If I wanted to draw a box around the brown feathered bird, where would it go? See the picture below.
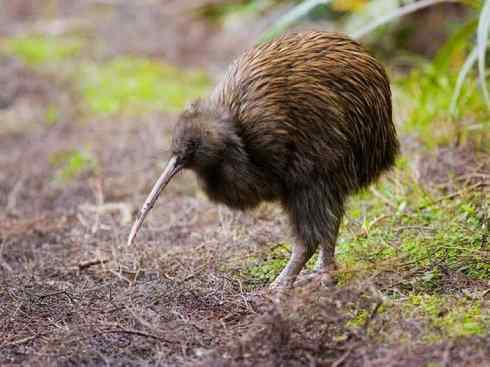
[128,31,399,288]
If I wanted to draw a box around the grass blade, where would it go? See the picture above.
[477,0,490,107]
[260,0,332,41]
[450,46,478,116]
[352,0,458,39]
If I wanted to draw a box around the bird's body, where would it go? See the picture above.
[129,31,399,288]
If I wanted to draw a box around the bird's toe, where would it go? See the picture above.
[269,275,295,290]
[294,269,337,288]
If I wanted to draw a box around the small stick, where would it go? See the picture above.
[363,300,382,334]
[78,259,109,271]
[418,182,483,210]
[332,347,353,367]
[96,329,175,344]
[7,176,26,213]
[1,333,42,348]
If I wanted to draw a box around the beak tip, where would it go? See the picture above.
[126,155,180,248]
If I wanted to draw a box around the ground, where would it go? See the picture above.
[0,2,489,366]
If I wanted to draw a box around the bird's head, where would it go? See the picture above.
[171,99,231,171]
[127,98,233,246]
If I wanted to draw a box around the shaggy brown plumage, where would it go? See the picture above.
[128,31,400,288]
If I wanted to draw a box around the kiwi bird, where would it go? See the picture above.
[127,31,399,288]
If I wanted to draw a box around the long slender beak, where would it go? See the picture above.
[127,155,182,246]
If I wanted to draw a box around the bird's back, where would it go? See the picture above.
[211,31,398,191]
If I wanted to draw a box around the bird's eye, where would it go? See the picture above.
[190,140,199,150]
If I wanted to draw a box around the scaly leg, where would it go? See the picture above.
[316,244,335,272]
[315,208,341,279]
[270,241,316,289]
[315,213,340,272]
[272,182,344,289]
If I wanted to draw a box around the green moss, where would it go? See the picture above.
[347,309,369,329]
[2,36,83,65]
[49,149,96,182]
[242,244,290,285]
[45,105,60,125]
[337,171,489,286]
[2,38,211,117]
[403,198,488,280]
[404,294,489,338]
[78,57,211,116]
[441,304,487,337]
[196,0,264,23]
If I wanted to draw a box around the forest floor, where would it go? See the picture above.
[0,1,489,366]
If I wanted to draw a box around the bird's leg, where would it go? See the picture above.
[275,183,344,289]
[315,214,340,272]
[270,241,316,289]
[315,209,341,282]
[315,243,336,272]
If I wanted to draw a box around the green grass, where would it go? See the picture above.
[49,149,97,183]
[403,294,490,339]
[44,105,60,125]
[2,35,84,65]
[340,176,489,340]
[2,36,212,118]
[339,173,489,285]
[393,18,490,150]
[242,243,291,285]
[395,65,489,148]
[78,57,211,116]
[196,0,267,23]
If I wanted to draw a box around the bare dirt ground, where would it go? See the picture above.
[1,1,489,366]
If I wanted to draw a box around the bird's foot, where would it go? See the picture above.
[269,267,337,291]
[293,269,337,288]
[269,275,295,290]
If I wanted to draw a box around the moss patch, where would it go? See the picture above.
[2,35,84,66]
[49,149,97,183]
[241,243,290,286]
[403,294,490,339]
[337,168,489,288]
[78,57,211,116]
[2,37,211,117]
